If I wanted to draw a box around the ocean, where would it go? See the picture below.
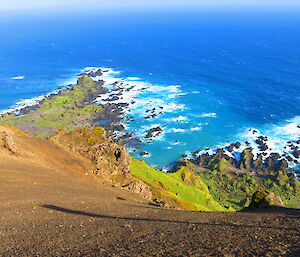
[0,8,299,170]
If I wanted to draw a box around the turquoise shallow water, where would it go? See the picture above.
[0,9,299,169]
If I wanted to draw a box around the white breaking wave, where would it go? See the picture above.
[190,126,203,131]
[168,128,186,133]
[199,112,217,118]
[11,75,25,80]
[127,77,141,81]
[195,117,300,172]
[169,115,189,123]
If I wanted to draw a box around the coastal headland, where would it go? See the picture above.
[0,68,299,211]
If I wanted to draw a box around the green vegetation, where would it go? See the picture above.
[189,160,300,210]
[1,74,299,212]
[0,76,107,137]
[130,158,227,211]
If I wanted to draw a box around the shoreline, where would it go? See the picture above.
[0,67,299,175]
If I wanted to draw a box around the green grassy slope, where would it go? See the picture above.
[0,76,107,137]
[188,159,300,210]
[130,158,228,211]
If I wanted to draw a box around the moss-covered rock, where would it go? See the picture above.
[248,189,284,209]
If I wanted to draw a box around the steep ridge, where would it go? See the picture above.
[49,126,225,211]
[0,125,223,211]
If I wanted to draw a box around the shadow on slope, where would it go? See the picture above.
[40,204,299,230]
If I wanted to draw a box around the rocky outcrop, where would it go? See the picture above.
[247,190,284,209]
[50,127,157,202]
[51,127,132,186]
[145,127,163,139]
[191,133,299,174]
[240,148,254,170]
[253,154,263,170]
[0,128,17,153]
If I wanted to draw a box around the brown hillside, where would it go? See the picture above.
[0,126,299,256]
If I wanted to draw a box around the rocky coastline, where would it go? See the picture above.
[0,68,299,177]
[182,128,300,178]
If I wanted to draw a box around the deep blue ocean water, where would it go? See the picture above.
[0,8,299,169]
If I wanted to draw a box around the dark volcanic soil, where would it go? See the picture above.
[0,127,299,256]
[1,164,300,257]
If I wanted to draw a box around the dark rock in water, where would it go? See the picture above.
[258,143,268,151]
[245,141,250,146]
[240,148,254,170]
[227,145,234,152]
[128,138,142,144]
[291,145,298,151]
[234,142,241,148]
[145,114,157,119]
[120,133,132,140]
[294,160,299,164]
[192,150,201,158]
[213,148,230,162]
[296,140,300,144]
[286,156,293,162]
[140,151,149,156]
[117,103,129,108]
[86,69,103,77]
[258,136,268,141]
[145,127,163,139]
[255,139,263,145]
[113,124,125,131]
[197,152,210,166]
[292,150,300,159]
[270,153,281,161]
[253,154,263,170]
[205,147,210,151]
[181,154,188,159]
[103,96,119,101]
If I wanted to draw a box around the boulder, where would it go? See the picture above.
[259,143,268,151]
[145,127,163,139]
[0,130,17,153]
[140,151,149,156]
[234,142,241,148]
[227,145,234,152]
[248,190,284,209]
[292,150,300,159]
